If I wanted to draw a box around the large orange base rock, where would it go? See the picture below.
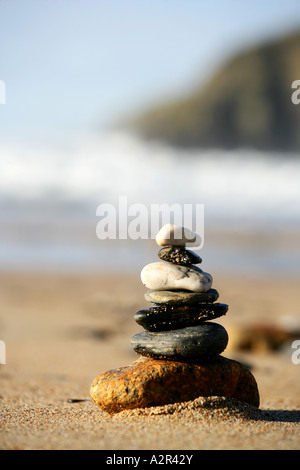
[90,356,259,414]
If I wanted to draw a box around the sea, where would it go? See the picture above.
[0,130,299,277]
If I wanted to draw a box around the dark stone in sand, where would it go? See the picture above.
[90,355,260,413]
[134,303,228,331]
[158,245,202,266]
[130,323,228,360]
[145,288,219,306]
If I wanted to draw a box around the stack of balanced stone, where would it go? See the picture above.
[90,225,259,414]
[131,224,229,361]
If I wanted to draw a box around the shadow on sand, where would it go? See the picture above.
[259,410,300,423]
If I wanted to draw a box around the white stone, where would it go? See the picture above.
[141,262,213,293]
[155,224,201,247]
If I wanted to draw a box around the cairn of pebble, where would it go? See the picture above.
[131,224,229,362]
[90,224,260,414]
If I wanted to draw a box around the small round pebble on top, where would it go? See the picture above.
[155,224,201,247]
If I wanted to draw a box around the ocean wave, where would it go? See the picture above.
[0,131,299,225]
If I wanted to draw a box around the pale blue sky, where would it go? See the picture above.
[0,0,300,141]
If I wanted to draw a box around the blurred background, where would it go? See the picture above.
[0,0,300,276]
[1,2,300,426]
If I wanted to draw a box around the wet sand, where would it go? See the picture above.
[0,270,300,450]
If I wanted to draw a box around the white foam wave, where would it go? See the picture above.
[0,131,299,224]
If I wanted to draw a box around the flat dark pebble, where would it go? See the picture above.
[131,323,229,361]
[158,245,202,266]
[134,303,228,331]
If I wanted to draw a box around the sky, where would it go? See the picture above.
[0,0,300,141]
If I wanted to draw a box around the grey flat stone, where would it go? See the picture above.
[145,288,219,306]
[131,323,228,360]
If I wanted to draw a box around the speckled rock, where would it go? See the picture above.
[134,303,228,331]
[145,288,219,306]
[156,224,201,247]
[90,356,260,413]
[130,323,228,360]
[141,262,212,292]
[158,246,202,266]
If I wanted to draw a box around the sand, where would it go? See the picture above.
[0,270,300,450]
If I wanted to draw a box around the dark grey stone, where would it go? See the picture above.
[134,303,228,331]
[158,245,202,266]
[131,323,229,360]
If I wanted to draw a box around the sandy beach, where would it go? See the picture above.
[2,0,300,454]
[0,269,299,450]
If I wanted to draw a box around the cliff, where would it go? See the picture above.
[126,31,300,152]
